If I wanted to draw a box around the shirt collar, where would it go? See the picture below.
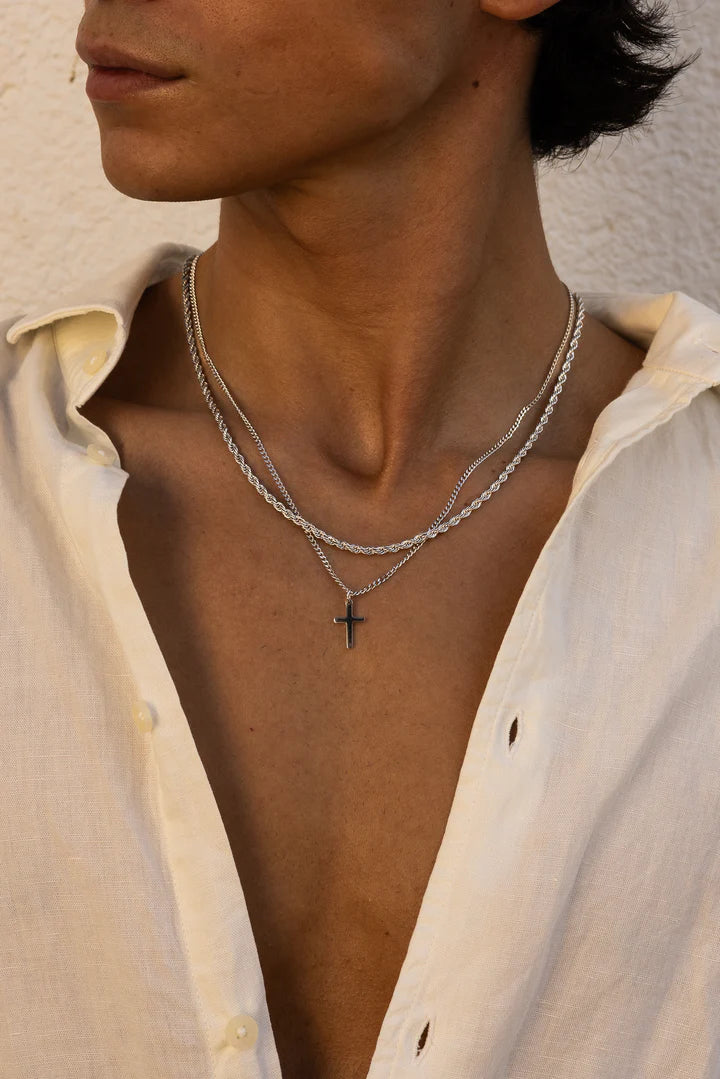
[5,241,202,410]
[6,240,720,410]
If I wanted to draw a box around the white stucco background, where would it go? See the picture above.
[2,0,718,321]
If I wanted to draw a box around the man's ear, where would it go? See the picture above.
[479,0,561,19]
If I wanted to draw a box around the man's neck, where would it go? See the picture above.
[104,25,643,506]
[194,151,567,490]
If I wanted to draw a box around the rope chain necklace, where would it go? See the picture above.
[180,253,586,647]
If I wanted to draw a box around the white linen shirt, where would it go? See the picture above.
[2,240,720,1079]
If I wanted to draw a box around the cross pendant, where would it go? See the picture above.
[333,596,365,649]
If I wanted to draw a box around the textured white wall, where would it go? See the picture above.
[2,1,718,320]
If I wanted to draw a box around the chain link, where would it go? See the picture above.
[183,255,577,598]
[180,254,585,585]
[185,254,575,545]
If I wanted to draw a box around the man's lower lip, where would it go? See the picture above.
[85,67,184,101]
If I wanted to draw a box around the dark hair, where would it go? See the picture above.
[521,0,701,163]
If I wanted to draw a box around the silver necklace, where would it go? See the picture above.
[181,255,583,557]
[181,254,585,645]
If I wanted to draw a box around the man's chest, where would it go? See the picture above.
[86,402,577,1078]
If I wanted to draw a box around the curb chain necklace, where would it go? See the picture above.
[180,253,586,647]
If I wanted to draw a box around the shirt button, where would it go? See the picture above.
[82,350,108,375]
[131,700,154,733]
[86,442,114,466]
[225,1013,259,1051]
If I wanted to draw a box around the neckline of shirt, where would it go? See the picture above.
[5,242,720,415]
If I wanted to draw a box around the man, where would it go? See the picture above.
[1,1,717,1077]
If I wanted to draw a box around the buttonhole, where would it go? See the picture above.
[416,1020,431,1056]
[508,715,519,750]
